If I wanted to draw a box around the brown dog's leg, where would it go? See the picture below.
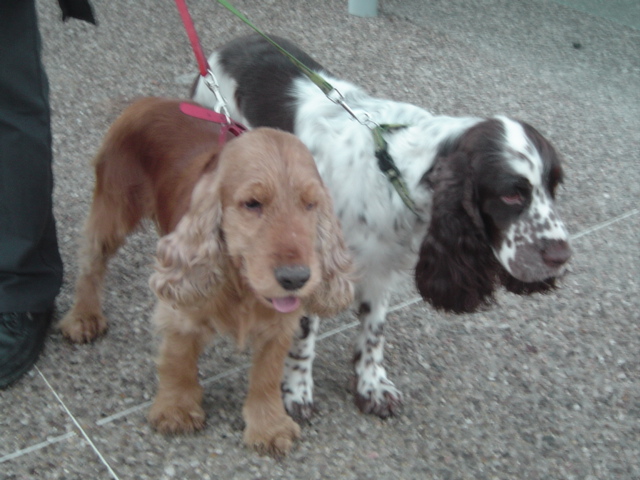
[243,323,301,456]
[148,318,207,434]
[59,194,133,343]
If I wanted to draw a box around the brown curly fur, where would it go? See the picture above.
[59,97,353,456]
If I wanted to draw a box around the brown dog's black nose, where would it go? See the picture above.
[542,239,572,268]
[275,265,311,291]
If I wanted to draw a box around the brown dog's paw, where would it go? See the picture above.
[243,415,301,457]
[148,398,205,434]
[58,310,108,343]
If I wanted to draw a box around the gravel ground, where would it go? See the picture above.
[1,0,638,478]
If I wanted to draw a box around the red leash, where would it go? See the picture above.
[174,0,209,76]
[174,0,247,143]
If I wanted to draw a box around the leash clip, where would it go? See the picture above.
[326,88,379,130]
[202,68,232,124]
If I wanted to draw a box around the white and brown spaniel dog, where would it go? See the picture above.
[192,34,572,419]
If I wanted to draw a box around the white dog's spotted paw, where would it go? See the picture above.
[284,396,315,422]
[282,375,315,421]
[354,374,403,418]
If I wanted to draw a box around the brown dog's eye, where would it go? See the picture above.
[244,199,263,213]
[306,202,317,211]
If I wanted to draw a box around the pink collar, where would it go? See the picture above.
[180,102,247,145]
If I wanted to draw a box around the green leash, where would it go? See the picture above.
[215,0,420,216]
[372,125,419,216]
[215,0,333,95]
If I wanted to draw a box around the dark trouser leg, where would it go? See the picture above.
[0,0,63,313]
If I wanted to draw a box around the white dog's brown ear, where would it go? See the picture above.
[307,187,354,317]
[150,172,224,306]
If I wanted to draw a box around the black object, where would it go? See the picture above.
[57,0,96,25]
[0,311,53,388]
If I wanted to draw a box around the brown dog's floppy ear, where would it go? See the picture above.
[150,171,225,307]
[306,186,354,317]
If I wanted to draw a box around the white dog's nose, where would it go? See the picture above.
[542,239,572,268]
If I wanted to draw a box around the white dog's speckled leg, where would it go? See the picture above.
[282,315,319,421]
[353,295,402,418]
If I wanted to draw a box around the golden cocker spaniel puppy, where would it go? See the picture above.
[59,97,353,456]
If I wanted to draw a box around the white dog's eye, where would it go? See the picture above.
[501,193,523,206]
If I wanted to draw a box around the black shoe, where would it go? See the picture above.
[0,310,53,389]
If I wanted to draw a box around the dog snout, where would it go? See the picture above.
[541,239,572,268]
[275,265,311,291]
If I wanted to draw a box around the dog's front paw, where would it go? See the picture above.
[148,397,205,434]
[58,309,108,343]
[354,372,403,419]
[282,376,315,422]
[285,397,315,423]
[243,415,301,457]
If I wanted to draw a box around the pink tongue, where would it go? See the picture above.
[271,296,301,313]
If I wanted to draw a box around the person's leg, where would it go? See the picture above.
[0,0,63,388]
